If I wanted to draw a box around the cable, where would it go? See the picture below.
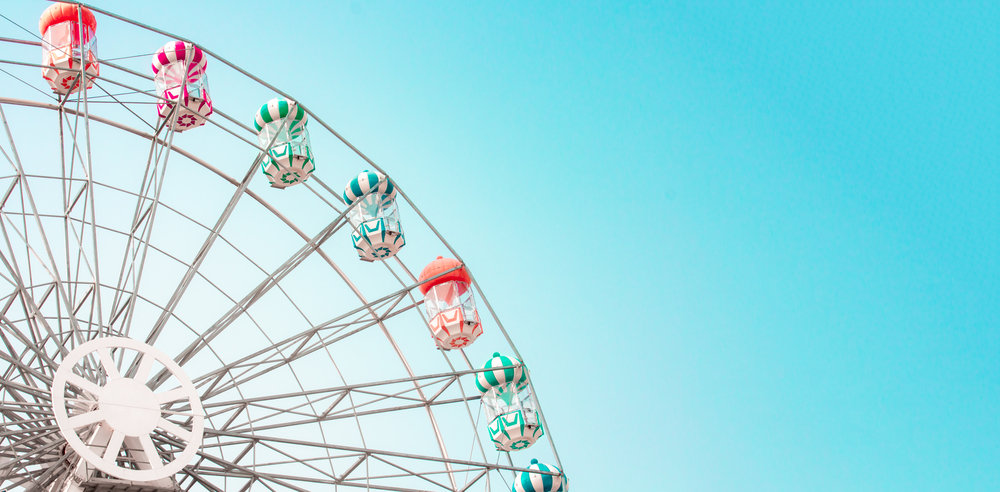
[0,67,57,101]
[0,13,44,43]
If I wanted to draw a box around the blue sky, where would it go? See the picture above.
[3,1,999,489]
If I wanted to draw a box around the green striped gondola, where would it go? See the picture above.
[253,98,314,188]
[343,170,396,206]
[253,98,308,138]
[476,352,527,393]
[343,170,404,260]
[513,459,566,492]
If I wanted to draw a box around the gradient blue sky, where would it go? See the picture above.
[3,1,999,490]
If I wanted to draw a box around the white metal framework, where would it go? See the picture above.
[0,3,564,491]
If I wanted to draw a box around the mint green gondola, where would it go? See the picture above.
[476,352,527,393]
[512,459,567,492]
[253,98,314,189]
[478,352,543,452]
[343,170,405,261]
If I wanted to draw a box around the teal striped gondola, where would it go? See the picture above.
[254,97,308,139]
[343,170,396,206]
[343,170,404,261]
[476,352,527,393]
[253,98,314,188]
[513,459,567,492]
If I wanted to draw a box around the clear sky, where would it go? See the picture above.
[3,1,999,490]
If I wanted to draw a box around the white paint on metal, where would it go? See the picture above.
[51,337,204,482]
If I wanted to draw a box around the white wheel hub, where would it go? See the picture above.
[51,337,204,482]
[100,378,161,436]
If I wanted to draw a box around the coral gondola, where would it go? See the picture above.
[39,3,99,94]
[418,256,483,349]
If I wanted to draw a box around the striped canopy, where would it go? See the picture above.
[513,460,566,492]
[253,98,308,138]
[476,352,527,394]
[343,170,396,206]
[151,41,206,80]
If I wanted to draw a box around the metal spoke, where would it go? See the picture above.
[102,429,125,461]
[0,103,89,349]
[95,347,120,379]
[139,434,161,468]
[159,418,192,441]
[65,373,102,397]
[67,409,104,428]
[157,386,188,405]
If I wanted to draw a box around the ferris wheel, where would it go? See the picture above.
[0,3,567,491]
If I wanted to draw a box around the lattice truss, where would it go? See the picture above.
[0,3,564,491]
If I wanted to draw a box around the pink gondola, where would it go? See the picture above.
[152,41,213,131]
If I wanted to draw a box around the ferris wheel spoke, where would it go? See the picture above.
[196,358,468,410]
[95,347,121,380]
[0,467,62,492]
[0,398,52,420]
[368,453,454,491]
[112,116,180,339]
[56,107,102,324]
[133,352,155,382]
[0,234,71,359]
[199,374,476,436]
[0,434,66,478]
[0,334,54,386]
[156,386,189,405]
[177,468,227,492]
[86,77,158,132]
[189,289,418,400]
[1,451,64,486]
[142,137,272,350]
[252,441,339,482]
[0,413,54,432]
[77,65,106,335]
[66,409,105,429]
[64,373,102,397]
[101,428,125,461]
[0,213,88,348]
[0,264,17,289]
[0,377,51,401]
[157,417,192,441]
[0,425,61,454]
[0,104,97,347]
[148,216,352,391]
[0,293,49,352]
[137,434,162,469]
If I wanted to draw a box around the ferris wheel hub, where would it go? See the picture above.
[51,337,205,482]
[100,377,161,437]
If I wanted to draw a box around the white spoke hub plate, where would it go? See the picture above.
[51,337,204,482]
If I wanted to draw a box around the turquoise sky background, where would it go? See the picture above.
[3,1,999,489]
